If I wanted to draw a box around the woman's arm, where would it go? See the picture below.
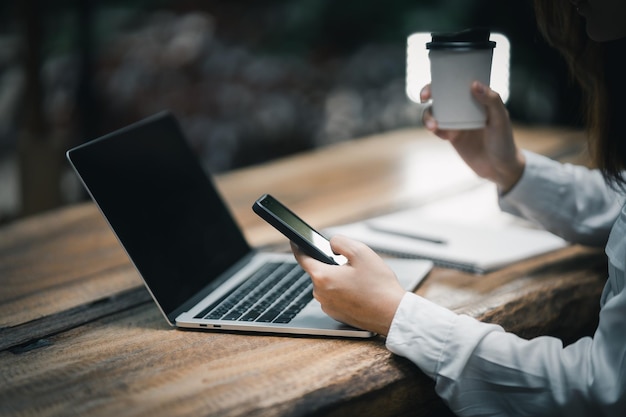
[422,82,624,245]
[387,287,626,416]
[500,151,625,246]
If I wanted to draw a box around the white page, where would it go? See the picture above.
[326,183,567,273]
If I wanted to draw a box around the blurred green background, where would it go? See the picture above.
[0,0,582,223]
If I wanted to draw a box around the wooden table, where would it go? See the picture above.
[0,126,607,417]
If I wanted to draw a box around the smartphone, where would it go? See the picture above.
[253,194,347,265]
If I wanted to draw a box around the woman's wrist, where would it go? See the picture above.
[495,151,526,194]
[377,290,409,337]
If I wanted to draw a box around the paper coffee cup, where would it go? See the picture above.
[426,28,496,130]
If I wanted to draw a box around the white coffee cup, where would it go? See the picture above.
[426,28,496,130]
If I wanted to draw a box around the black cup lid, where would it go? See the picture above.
[426,28,496,50]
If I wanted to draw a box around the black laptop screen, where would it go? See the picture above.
[67,112,252,321]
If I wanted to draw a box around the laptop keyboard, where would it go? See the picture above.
[194,262,313,324]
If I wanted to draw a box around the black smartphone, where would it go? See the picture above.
[253,194,347,265]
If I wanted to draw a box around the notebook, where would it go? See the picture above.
[326,183,568,274]
[66,111,433,338]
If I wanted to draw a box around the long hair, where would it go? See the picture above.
[533,0,626,187]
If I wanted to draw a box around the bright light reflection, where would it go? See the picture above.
[395,136,482,206]
[406,32,510,103]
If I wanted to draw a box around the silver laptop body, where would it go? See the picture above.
[66,111,432,338]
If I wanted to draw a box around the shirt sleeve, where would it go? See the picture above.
[386,290,626,416]
[499,151,624,247]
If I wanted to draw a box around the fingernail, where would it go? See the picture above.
[475,82,485,95]
[425,119,436,129]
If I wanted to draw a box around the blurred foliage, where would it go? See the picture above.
[5,3,582,158]
[0,0,585,221]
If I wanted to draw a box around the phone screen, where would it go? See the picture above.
[255,195,347,265]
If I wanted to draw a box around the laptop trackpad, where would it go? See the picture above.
[291,258,432,328]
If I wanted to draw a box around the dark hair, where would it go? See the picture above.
[533,0,626,187]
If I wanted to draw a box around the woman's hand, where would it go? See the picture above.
[422,81,526,193]
[291,235,406,336]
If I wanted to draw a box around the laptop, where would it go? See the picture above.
[66,111,433,338]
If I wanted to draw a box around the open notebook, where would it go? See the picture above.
[326,183,568,274]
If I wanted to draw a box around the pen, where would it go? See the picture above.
[366,223,447,245]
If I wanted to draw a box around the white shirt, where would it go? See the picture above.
[386,151,626,416]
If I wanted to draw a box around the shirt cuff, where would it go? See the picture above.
[385,292,458,378]
[499,151,563,217]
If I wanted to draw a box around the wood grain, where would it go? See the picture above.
[216,126,588,247]
[0,125,603,417]
[0,245,605,417]
[0,203,141,329]
[0,126,587,332]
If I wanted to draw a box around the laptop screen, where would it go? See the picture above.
[67,112,252,321]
